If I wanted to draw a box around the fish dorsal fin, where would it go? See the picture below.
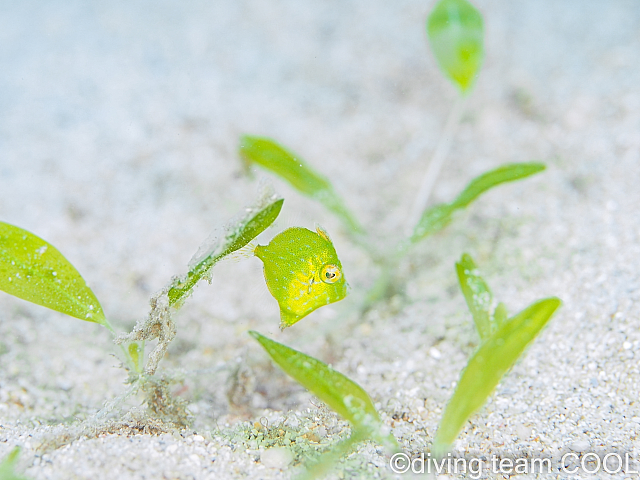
[315,224,331,243]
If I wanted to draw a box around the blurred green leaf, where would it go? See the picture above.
[239,135,363,234]
[493,302,508,329]
[0,222,106,325]
[456,253,494,340]
[168,195,284,307]
[433,297,561,455]
[128,342,143,373]
[411,162,545,243]
[240,136,328,196]
[453,163,546,208]
[0,447,30,480]
[427,0,484,94]
[410,203,456,241]
[249,331,383,437]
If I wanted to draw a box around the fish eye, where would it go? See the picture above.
[321,264,341,284]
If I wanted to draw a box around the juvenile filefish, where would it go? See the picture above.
[254,226,348,329]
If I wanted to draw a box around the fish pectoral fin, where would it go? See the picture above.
[229,241,258,262]
[306,276,315,294]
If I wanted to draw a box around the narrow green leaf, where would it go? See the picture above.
[452,163,546,209]
[455,254,494,340]
[239,135,363,234]
[433,297,561,454]
[240,136,329,196]
[410,203,456,241]
[411,162,545,243]
[0,447,30,480]
[249,331,382,436]
[0,222,106,325]
[128,342,143,373]
[296,432,366,480]
[222,199,285,258]
[427,0,484,94]
[168,194,284,307]
[493,302,508,329]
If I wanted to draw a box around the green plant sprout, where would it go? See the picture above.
[168,197,284,308]
[123,189,286,376]
[408,0,484,228]
[0,220,134,372]
[239,136,364,236]
[0,222,108,325]
[433,254,561,456]
[408,163,545,244]
[427,0,483,95]
[249,331,396,478]
[0,448,29,480]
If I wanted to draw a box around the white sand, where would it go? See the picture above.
[1,0,639,478]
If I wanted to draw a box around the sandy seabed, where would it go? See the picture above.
[1,1,640,478]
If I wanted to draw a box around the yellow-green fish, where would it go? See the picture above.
[254,226,348,329]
